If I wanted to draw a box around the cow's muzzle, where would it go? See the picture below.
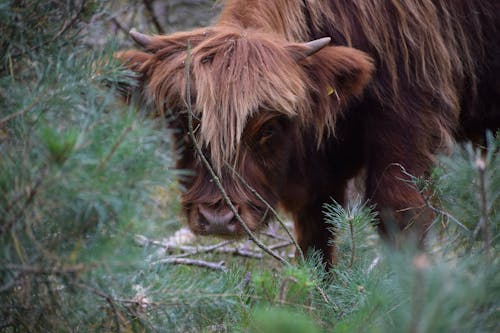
[197,203,240,235]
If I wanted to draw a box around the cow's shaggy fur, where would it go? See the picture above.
[119,0,500,264]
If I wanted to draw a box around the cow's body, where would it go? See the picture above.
[120,0,500,264]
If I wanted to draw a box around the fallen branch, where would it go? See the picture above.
[261,230,290,242]
[268,241,294,251]
[135,235,264,259]
[202,247,263,259]
[154,258,227,271]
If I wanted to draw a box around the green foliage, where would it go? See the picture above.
[247,307,321,333]
[329,135,500,333]
[324,198,379,267]
[0,1,97,67]
[430,131,499,253]
[334,248,499,333]
[0,1,176,331]
[40,125,78,165]
[318,199,379,324]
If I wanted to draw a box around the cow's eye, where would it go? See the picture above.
[201,54,214,64]
[258,123,278,145]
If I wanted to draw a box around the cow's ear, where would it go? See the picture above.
[114,50,153,104]
[116,50,152,72]
[113,30,169,104]
[295,45,374,102]
[286,42,373,137]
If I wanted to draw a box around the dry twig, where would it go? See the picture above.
[475,157,491,258]
[111,17,130,35]
[391,163,469,232]
[135,234,281,259]
[184,42,289,265]
[348,216,356,268]
[154,258,227,271]
[261,230,290,242]
[96,122,134,171]
[278,276,298,304]
[224,162,305,262]
[268,241,293,251]
[142,0,165,34]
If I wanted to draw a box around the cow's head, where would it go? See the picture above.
[118,26,373,237]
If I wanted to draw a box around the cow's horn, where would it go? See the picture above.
[129,29,153,48]
[299,37,331,59]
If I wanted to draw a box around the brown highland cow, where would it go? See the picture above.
[119,0,500,264]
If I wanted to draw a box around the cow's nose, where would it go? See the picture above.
[198,204,238,235]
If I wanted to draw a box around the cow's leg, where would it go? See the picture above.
[365,118,436,246]
[293,203,336,266]
[292,182,347,267]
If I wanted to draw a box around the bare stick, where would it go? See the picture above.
[76,282,141,333]
[106,294,123,333]
[96,122,134,171]
[111,17,130,35]
[51,1,87,42]
[167,245,263,259]
[184,42,289,265]
[154,258,227,271]
[348,216,356,268]
[391,163,469,232]
[315,284,331,305]
[278,276,298,304]
[261,231,289,242]
[143,0,165,34]
[422,196,469,232]
[476,158,491,258]
[214,247,263,259]
[135,235,263,259]
[78,281,160,309]
[224,162,305,262]
[268,241,293,251]
[135,235,232,251]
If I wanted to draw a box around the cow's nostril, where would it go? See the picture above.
[199,214,209,227]
[198,204,237,234]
